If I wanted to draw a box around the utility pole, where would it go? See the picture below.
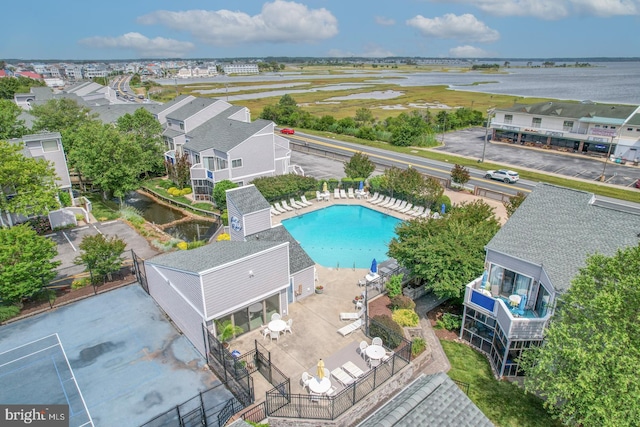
[481,108,495,163]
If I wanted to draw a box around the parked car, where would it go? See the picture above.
[280,128,295,135]
[484,169,520,183]
[635,179,640,189]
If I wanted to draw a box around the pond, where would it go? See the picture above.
[121,192,220,242]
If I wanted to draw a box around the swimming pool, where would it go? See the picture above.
[281,205,400,268]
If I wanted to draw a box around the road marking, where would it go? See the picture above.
[62,231,77,251]
[92,224,103,235]
[101,220,118,225]
[75,226,89,231]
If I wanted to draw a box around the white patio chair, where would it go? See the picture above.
[309,390,321,402]
[284,318,293,334]
[270,330,279,342]
[359,341,369,360]
[369,358,381,369]
[324,367,331,379]
[271,313,281,321]
[261,326,271,340]
[301,372,311,390]
[316,191,323,202]
[372,337,383,347]
[382,350,394,362]
[326,386,338,397]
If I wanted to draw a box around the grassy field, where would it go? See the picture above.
[441,340,562,427]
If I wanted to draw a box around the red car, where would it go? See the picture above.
[280,128,295,135]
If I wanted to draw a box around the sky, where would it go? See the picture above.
[3,0,640,60]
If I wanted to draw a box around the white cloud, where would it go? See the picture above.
[406,13,499,43]
[79,32,194,58]
[449,45,492,58]
[375,16,396,26]
[138,1,338,46]
[429,0,639,19]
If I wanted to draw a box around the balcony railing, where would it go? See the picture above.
[464,278,548,340]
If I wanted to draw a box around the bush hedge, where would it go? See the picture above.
[369,315,404,349]
[252,174,318,202]
[390,295,416,311]
[392,309,420,327]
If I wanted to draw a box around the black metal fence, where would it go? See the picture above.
[206,329,255,406]
[453,379,470,395]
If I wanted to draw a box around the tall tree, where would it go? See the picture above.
[30,98,98,144]
[343,152,375,179]
[0,224,60,303]
[75,234,126,284]
[450,164,471,187]
[388,200,500,300]
[0,99,27,139]
[213,180,239,210]
[0,140,59,226]
[520,245,640,427]
[116,108,164,177]
[504,192,527,218]
[71,121,144,204]
[354,107,374,125]
[166,152,191,189]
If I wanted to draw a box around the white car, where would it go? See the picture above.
[484,169,520,183]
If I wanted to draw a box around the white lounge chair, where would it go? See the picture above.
[342,361,365,378]
[399,203,413,214]
[347,188,355,198]
[334,188,341,199]
[420,209,432,218]
[340,308,364,321]
[281,200,294,211]
[381,198,397,208]
[301,195,313,206]
[274,202,288,214]
[331,368,355,386]
[392,200,407,211]
[270,206,281,216]
[340,189,347,198]
[337,319,363,336]
[410,206,425,217]
[290,198,305,209]
[371,195,388,206]
[367,192,380,203]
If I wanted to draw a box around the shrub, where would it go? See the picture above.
[0,305,21,322]
[435,313,462,331]
[411,337,427,357]
[369,315,404,349]
[221,210,228,226]
[434,195,452,214]
[75,213,85,222]
[390,295,416,311]
[58,191,72,207]
[386,273,403,298]
[181,187,192,195]
[216,233,230,241]
[157,179,174,189]
[71,277,91,289]
[187,240,206,250]
[176,241,188,250]
[392,309,420,327]
[119,206,145,225]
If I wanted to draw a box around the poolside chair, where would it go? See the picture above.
[271,313,281,321]
[337,318,363,336]
[399,203,413,214]
[393,200,407,211]
[432,211,442,219]
[326,386,338,397]
[301,195,313,206]
[301,372,311,390]
[284,318,293,334]
[331,368,355,386]
[281,200,294,211]
[359,341,369,360]
[340,189,347,198]
[382,350,394,362]
[372,337,383,346]
[274,202,288,214]
[261,326,271,340]
[411,206,424,217]
[380,197,396,208]
[290,198,305,209]
[367,192,380,203]
[334,188,341,199]
[420,209,432,219]
[342,361,365,378]
[369,358,381,369]
[316,191,323,202]
[340,308,364,321]
[270,206,281,216]
[270,330,279,342]
[347,188,355,198]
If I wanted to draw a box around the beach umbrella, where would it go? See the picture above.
[358,181,364,191]
[322,182,328,193]
[370,258,377,274]
[518,294,527,315]
[317,359,325,379]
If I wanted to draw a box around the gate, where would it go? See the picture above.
[131,249,149,294]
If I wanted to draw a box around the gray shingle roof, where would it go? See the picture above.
[226,185,270,215]
[501,101,636,121]
[357,373,494,427]
[166,97,219,121]
[246,225,315,274]
[146,240,284,274]
[486,183,640,292]
[163,127,183,138]
[184,108,272,153]
[90,104,160,124]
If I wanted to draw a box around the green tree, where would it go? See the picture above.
[30,98,99,145]
[116,108,164,177]
[0,99,27,139]
[0,140,59,226]
[503,192,527,218]
[0,224,60,303]
[0,76,46,100]
[75,234,126,284]
[343,152,375,179]
[213,180,239,210]
[450,164,471,187]
[388,200,500,300]
[520,245,640,427]
[354,107,374,125]
[166,152,191,189]
[70,121,144,204]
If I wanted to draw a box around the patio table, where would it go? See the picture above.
[268,319,287,333]
[308,376,332,394]
[509,295,521,307]
[365,345,385,360]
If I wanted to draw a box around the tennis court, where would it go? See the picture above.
[0,334,93,427]
[0,285,229,426]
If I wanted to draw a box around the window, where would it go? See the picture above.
[194,154,200,164]
[179,122,184,130]
[628,128,633,131]
[203,157,215,171]
[603,125,609,129]
[563,120,573,131]
[215,157,228,170]
[488,264,532,298]
[41,139,59,152]
[232,159,242,168]
[531,117,542,128]
[504,114,513,124]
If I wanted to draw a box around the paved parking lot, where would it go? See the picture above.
[48,220,159,281]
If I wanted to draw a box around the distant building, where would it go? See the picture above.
[223,64,259,75]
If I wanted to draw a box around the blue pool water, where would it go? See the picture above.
[281,205,400,268]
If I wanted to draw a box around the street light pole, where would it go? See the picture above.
[481,108,495,163]
[600,136,615,181]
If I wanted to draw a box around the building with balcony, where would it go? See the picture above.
[490,101,640,162]
[159,96,291,202]
[223,64,259,75]
[460,183,640,378]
